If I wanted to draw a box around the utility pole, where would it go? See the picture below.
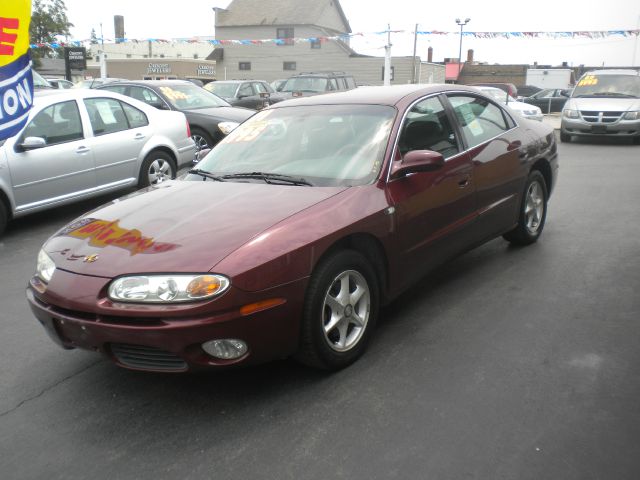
[411,24,418,84]
[384,24,392,86]
[99,22,107,79]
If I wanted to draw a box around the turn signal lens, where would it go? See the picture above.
[187,275,227,298]
[240,298,286,316]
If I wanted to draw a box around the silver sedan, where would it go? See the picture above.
[0,89,196,235]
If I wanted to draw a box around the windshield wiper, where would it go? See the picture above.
[221,172,313,186]
[188,168,226,182]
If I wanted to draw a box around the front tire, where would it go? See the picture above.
[138,151,176,188]
[191,128,215,152]
[503,170,548,246]
[560,130,571,143]
[295,250,379,370]
[0,200,7,237]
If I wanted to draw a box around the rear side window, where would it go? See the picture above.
[121,102,148,128]
[84,98,130,136]
[448,95,510,148]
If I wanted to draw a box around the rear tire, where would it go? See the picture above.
[138,151,176,188]
[0,200,7,237]
[295,250,379,370]
[503,170,548,246]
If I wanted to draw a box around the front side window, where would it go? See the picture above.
[254,82,270,94]
[21,101,83,146]
[238,83,253,97]
[398,96,459,159]
[191,105,396,187]
[84,98,130,136]
[448,95,510,148]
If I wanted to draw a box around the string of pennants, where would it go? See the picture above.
[31,29,640,50]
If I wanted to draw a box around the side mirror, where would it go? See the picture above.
[19,137,47,151]
[150,101,169,110]
[391,150,445,179]
[259,92,270,99]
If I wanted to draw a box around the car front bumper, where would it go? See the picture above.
[561,117,640,138]
[27,270,307,372]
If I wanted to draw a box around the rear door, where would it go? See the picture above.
[83,97,151,188]
[6,100,96,213]
[445,93,523,240]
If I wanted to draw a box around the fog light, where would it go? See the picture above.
[202,339,248,360]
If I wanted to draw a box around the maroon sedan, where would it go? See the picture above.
[27,85,558,372]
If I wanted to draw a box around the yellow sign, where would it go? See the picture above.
[0,0,33,140]
[578,76,598,87]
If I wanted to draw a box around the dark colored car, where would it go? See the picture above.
[28,85,558,373]
[523,88,571,113]
[516,85,543,98]
[279,71,357,98]
[204,80,286,110]
[98,80,254,151]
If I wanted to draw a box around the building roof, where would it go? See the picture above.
[215,0,351,33]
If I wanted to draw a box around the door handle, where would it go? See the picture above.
[134,133,146,140]
[458,176,470,188]
[76,146,90,154]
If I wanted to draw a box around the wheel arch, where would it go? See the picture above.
[530,158,552,193]
[0,188,11,220]
[313,233,390,304]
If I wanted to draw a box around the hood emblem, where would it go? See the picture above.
[83,254,99,263]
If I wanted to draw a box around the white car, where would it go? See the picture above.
[0,89,196,235]
[475,86,544,122]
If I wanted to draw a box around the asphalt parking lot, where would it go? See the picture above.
[1,136,639,479]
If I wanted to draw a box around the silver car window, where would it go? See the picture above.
[84,98,130,136]
[21,101,83,146]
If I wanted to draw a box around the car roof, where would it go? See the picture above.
[213,80,267,84]
[585,69,640,76]
[269,84,484,108]
[32,88,152,108]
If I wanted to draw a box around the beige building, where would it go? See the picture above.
[85,58,217,82]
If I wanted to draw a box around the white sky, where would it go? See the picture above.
[62,0,640,67]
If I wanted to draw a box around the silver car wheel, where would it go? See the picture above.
[147,158,173,185]
[524,180,544,235]
[322,269,370,352]
[192,134,210,151]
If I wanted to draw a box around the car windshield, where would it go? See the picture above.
[281,77,328,93]
[572,74,640,98]
[158,83,231,109]
[205,83,239,98]
[190,104,396,187]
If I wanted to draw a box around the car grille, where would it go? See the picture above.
[110,343,188,372]
[580,111,623,123]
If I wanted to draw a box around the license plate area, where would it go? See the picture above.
[591,125,607,134]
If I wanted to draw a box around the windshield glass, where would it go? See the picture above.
[205,83,239,98]
[158,84,230,109]
[281,77,328,93]
[572,74,640,98]
[32,70,52,89]
[191,104,396,187]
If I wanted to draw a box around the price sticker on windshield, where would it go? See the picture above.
[578,76,598,87]
[159,86,188,101]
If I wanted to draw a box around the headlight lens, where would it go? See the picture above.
[108,274,230,303]
[36,249,56,283]
[218,121,239,135]
[563,109,579,119]
[622,111,640,120]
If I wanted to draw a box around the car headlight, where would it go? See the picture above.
[218,122,239,135]
[108,274,230,303]
[36,249,56,283]
[563,109,579,119]
[622,111,640,120]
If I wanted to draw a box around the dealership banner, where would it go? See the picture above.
[0,0,33,141]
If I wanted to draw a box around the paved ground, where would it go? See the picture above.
[1,138,639,479]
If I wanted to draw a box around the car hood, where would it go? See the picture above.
[184,106,254,122]
[566,97,640,111]
[44,181,346,278]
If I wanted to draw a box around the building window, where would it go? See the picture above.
[193,53,199,59]
[283,61,296,71]
[310,39,321,49]
[239,62,251,71]
[126,54,132,58]
[277,27,294,46]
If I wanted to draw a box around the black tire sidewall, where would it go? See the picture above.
[299,250,379,370]
[0,200,7,237]
[139,151,176,188]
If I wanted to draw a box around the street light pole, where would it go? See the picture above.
[455,18,470,81]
